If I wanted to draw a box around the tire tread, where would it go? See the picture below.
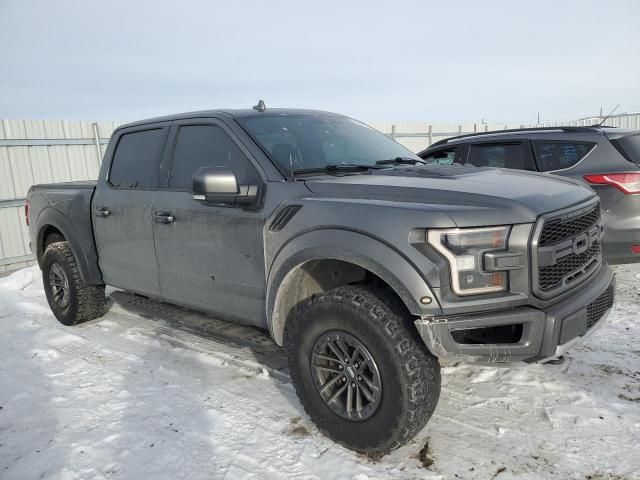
[43,241,105,325]
[286,285,440,454]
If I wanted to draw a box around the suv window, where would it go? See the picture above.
[109,128,165,189]
[532,140,595,171]
[421,147,461,165]
[467,143,534,170]
[610,133,640,165]
[168,125,252,191]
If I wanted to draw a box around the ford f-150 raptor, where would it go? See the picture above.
[26,105,616,454]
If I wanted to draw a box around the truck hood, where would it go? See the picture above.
[303,165,596,226]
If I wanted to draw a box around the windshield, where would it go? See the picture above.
[236,114,420,175]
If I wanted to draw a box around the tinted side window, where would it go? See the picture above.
[533,141,595,171]
[109,129,165,189]
[169,125,251,191]
[421,147,460,165]
[610,133,640,165]
[467,143,534,170]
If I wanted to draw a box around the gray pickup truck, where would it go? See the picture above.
[27,106,616,454]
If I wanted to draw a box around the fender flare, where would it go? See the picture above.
[35,207,103,285]
[266,228,441,345]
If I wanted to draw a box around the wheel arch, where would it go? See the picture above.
[266,229,441,346]
[35,208,103,285]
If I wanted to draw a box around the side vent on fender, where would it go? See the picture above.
[269,205,302,232]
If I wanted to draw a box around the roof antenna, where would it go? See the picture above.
[598,104,620,127]
[253,99,266,112]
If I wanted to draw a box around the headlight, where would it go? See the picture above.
[427,226,510,296]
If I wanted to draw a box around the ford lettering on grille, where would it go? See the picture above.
[533,203,603,299]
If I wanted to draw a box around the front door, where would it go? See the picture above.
[152,120,266,325]
[92,126,168,297]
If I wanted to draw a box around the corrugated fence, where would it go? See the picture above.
[1,113,638,271]
[0,120,119,271]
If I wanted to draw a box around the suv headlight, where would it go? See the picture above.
[427,226,510,296]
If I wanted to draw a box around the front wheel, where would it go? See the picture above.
[42,241,106,326]
[286,286,441,454]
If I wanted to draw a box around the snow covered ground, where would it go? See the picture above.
[1,265,639,480]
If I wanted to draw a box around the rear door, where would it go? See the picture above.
[93,125,169,296]
[152,119,266,325]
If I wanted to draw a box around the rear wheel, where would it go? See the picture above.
[42,241,106,326]
[286,285,441,454]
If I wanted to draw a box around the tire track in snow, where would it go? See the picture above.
[40,292,410,479]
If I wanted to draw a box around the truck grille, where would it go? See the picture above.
[538,242,600,292]
[533,202,602,299]
[586,285,614,329]
[539,204,600,246]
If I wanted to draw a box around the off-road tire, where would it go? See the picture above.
[286,285,441,454]
[42,241,106,326]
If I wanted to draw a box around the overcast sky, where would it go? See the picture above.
[1,0,638,123]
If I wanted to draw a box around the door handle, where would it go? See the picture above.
[95,206,111,217]
[154,212,175,224]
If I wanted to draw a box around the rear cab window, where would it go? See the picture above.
[467,142,535,170]
[609,133,640,165]
[109,128,166,189]
[532,140,596,172]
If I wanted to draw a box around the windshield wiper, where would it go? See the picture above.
[375,156,427,166]
[293,164,383,175]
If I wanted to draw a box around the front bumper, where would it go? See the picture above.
[414,264,615,364]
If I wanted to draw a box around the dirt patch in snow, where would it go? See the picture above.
[286,417,310,437]
[415,439,434,468]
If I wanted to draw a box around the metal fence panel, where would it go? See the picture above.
[522,112,640,130]
[0,113,638,271]
[0,119,118,272]
[0,206,29,265]
[0,147,16,200]
[369,120,514,152]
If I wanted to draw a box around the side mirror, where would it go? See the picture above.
[192,166,259,207]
